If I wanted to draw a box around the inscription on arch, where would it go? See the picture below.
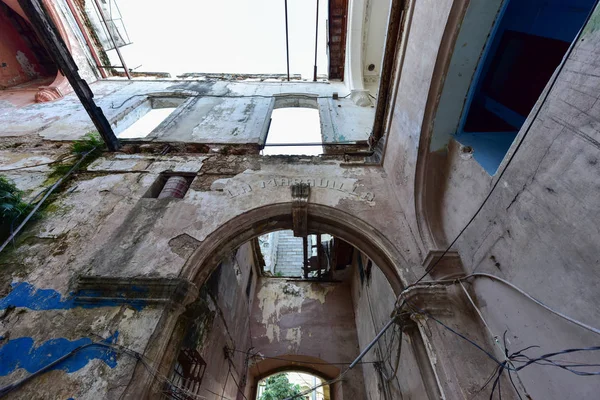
[225,177,374,201]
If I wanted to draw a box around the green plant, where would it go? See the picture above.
[260,373,303,400]
[71,132,104,156]
[0,176,32,240]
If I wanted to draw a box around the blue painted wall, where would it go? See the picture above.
[0,332,119,376]
[476,0,595,98]
[0,282,147,311]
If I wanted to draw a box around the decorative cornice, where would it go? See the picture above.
[35,86,63,103]
[422,250,465,280]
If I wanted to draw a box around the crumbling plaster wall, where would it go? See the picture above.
[180,241,257,400]
[383,1,600,398]
[0,150,170,399]
[0,5,45,88]
[0,147,418,398]
[250,276,367,399]
[52,0,101,83]
[432,12,600,399]
[86,153,421,281]
[0,79,374,144]
[381,0,454,257]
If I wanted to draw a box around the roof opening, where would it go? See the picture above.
[262,108,322,156]
[112,96,185,139]
[117,108,176,139]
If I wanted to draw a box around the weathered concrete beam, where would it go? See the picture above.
[371,0,406,145]
[18,0,120,151]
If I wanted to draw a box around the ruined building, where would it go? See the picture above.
[1,0,600,399]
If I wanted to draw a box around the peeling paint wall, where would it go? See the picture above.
[177,242,257,400]
[250,276,367,398]
[0,138,408,398]
[0,5,44,88]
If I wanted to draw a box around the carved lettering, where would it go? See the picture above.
[317,178,328,188]
[227,177,375,202]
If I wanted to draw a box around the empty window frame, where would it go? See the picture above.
[112,96,187,139]
[262,96,323,156]
[455,0,596,174]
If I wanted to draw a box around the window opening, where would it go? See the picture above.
[144,172,194,199]
[262,108,323,156]
[456,0,596,174]
[113,96,186,139]
[117,107,176,138]
[257,230,341,279]
[164,348,206,400]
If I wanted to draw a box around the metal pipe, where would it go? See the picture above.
[349,317,396,368]
[91,0,131,79]
[263,142,358,146]
[285,0,290,81]
[313,0,319,81]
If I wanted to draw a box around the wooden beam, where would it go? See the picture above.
[316,234,322,278]
[18,0,120,151]
[303,235,309,279]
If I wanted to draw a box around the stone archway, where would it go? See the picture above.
[180,202,408,295]
[122,201,414,398]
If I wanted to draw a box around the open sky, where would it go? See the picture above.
[107,0,328,79]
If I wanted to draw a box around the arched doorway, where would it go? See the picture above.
[251,358,337,400]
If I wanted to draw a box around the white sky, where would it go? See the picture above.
[262,108,323,155]
[117,107,176,138]
[108,0,328,79]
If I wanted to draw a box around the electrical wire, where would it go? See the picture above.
[224,347,249,400]
[402,296,600,399]
[220,363,231,400]
[407,0,598,288]
[458,281,527,398]
[408,273,600,336]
